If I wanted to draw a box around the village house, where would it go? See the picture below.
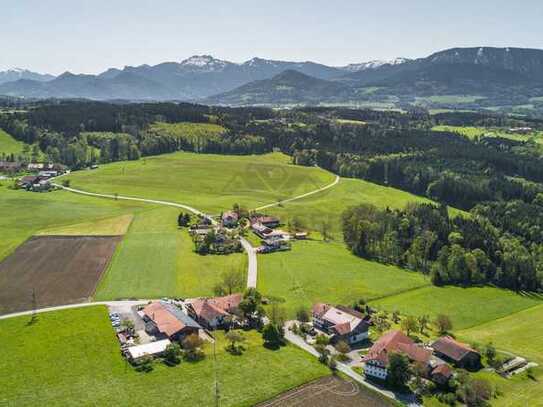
[312,303,371,345]
[250,214,280,228]
[430,363,454,386]
[221,211,239,227]
[363,330,458,383]
[362,330,419,380]
[186,293,242,329]
[431,336,481,370]
[0,161,23,173]
[142,301,202,341]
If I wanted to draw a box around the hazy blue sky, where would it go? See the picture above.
[2,0,542,74]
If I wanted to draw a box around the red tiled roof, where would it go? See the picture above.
[332,322,352,335]
[143,302,184,337]
[398,342,432,364]
[432,363,453,379]
[312,303,330,318]
[362,330,414,365]
[189,293,242,323]
[222,211,239,220]
[431,336,479,362]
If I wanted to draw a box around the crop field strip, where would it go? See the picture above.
[0,236,121,314]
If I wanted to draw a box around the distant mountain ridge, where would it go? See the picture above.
[2,47,543,104]
[0,68,54,85]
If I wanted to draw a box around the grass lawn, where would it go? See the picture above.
[95,206,246,300]
[64,151,336,214]
[0,306,329,406]
[266,177,464,238]
[257,240,429,317]
[370,286,543,330]
[0,129,25,155]
[0,184,145,262]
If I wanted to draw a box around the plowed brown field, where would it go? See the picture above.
[0,236,121,314]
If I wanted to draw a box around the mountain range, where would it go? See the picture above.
[1,47,543,106]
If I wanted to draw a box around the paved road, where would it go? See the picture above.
[254,175,340,211]
[284,321,421,407]
[0,300,149,320]
[240,237,258,288]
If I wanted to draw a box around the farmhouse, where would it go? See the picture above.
[312,303,371,345]
[222,211,239,227]
[430,363,454,386]
[126,339,172,362]
[142,301,202,341]
[250,214,280,228]
[431,336,481,369]
[362,330,418,380]
[252,222,273,238]
[0,161,22,173]
[186,293,242,329]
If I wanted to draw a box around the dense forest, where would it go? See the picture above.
[2,101,543,291]
[342,203,543,291]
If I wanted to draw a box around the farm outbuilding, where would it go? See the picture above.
[126,339,172,361]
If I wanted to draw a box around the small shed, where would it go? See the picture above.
[127,339,171,361]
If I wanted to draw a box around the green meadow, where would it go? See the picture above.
[0,129,25,155]
[95,206,246,300]
[64,151,336,213]
[258,240,430,316]
[432,125,543,144]
[0,306,329,406]
[266,177,464,238]
[0,184,144,262]
[458,304,543,364]
[370,285,542,330]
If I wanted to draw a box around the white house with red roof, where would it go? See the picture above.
[312,303,371,345]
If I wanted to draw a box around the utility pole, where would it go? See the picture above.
[30,288,38,325]
[213,339,220,407]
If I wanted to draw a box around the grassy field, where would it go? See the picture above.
[0,306,329,406]
[95,206,246,300]
[458,304,543,364]
[266,177,463,238]
[37,214,134,236]
[0,129,25,155]
[0,184,145,262]
[150,122,227,146]
[432,125,543,144]
[64,152,336,213]
[257,240,429,316]
[417,95,485,104]
[370,286,542,330]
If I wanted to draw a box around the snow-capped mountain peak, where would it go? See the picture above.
[180,55,231,72]
[343,57,410,72]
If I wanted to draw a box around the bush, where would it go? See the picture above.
[315,334,330,346]
[163,343,182,366]
[134,355,154,372]
[296,307,310,323]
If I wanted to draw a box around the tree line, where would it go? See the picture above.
[342,202,543,291]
